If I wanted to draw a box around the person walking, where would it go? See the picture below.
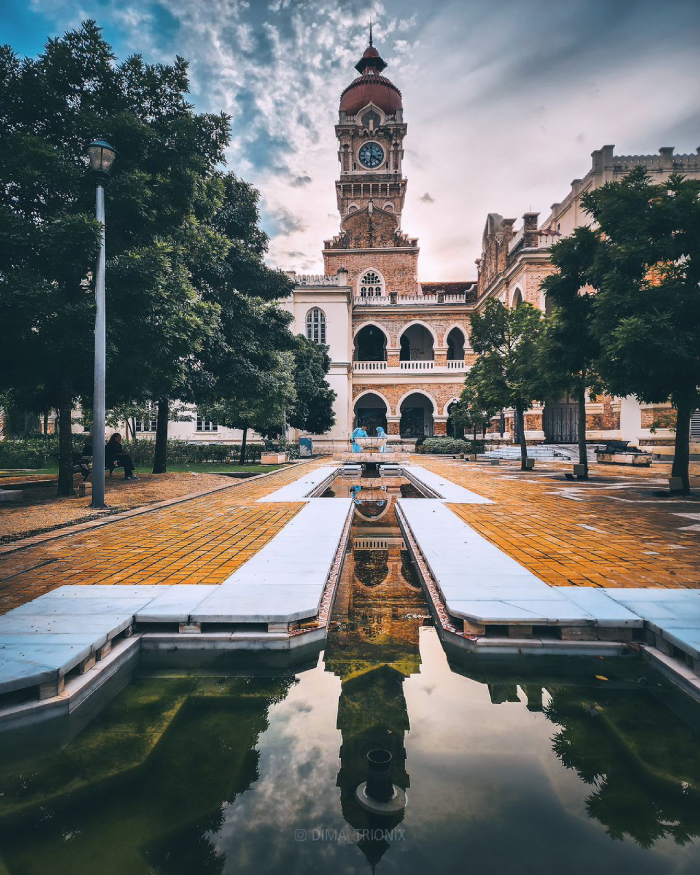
[105,433,139,480]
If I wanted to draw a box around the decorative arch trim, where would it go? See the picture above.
[396,389,438,416]
[510,287,524,309]
[356,267,386,297]
[443,323,469,348]
[353,320,389,340]
[443,397,461,416]
[398,320,438,345]
[353,389,391,410]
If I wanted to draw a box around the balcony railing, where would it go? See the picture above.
[353,359,467,373]
[353,293,472,306]
[400,360,434,370]
[354,361,387,371]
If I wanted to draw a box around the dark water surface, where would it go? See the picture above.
[1,490,700,874]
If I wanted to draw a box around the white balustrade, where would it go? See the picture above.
[400,360,434,370]
[353,296,391,306]
[446,360,466,369]
[297,274,341,286]
[353,361,387,371]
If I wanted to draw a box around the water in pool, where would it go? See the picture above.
[1,486,700,874]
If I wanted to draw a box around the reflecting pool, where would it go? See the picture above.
[1,493,700,874]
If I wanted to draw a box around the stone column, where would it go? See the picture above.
[434,345,448,368]
[433,416,448,436]
[386,415,401,436]
[387,348,401,368]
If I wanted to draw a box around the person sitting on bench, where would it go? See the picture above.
[105,433,138,480]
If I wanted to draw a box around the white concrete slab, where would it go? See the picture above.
[0,614,134,640]
[407,466,493,504]
[135,585,219,623]
[0,641,93,672]
[192,584,325,623]
[256,466,337,502]
[0,657,56,695]
[552,587,643,626]
[41,585,170,599]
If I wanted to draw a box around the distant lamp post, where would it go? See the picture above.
[86,139,117,508]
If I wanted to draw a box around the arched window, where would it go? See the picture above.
[359,270,384,297]
[306,308,326,344]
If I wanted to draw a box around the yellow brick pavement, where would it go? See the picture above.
[417,457,700,589]
[0,461,326,614]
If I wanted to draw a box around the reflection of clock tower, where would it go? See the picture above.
[323,33,420,297]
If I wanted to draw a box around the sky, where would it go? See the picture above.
[3,0,699,279]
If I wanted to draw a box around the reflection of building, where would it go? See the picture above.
[325,492,428,868]
[283,35,475,450]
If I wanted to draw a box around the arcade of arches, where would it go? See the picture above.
[353,391,439,438]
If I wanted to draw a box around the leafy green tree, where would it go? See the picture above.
[454,385,497,449]
[288,335,336,435]
[539,228,602,478]
[201,353,296,465]
[0,21,228,493]
[464,298,544,469]
[583,168,700,492]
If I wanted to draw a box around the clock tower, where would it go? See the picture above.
[334,33,407,221]
[323,33,420,297]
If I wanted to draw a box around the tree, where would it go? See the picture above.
[287,335,336,435]
[539,228,602,478]
[0,21,229,494]
[455,384,497,449]
[463,298,544,469]
[583,167,700,493]
[201,353,297,465]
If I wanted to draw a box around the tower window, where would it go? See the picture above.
[306,307,327,344]
[359,270,384,297]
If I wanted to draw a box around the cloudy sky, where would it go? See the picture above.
[3,0,699,279]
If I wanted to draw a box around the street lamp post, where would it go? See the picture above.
[86,140,117,509]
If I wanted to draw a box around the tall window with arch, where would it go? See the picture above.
[359,270,384,297]
[306,307,327,344]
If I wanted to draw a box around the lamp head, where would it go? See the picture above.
[86,140,117,182]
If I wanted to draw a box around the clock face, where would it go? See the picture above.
[359,142,385,169]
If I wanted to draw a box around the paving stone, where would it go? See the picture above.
[192,584,324,623]
[0,640,93,672]
[135,585,219,623]
[0,657,57,695]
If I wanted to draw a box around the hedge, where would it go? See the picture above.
[415,437,485,455]
[0,437,291,469]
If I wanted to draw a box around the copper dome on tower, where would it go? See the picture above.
[339,35,402,116]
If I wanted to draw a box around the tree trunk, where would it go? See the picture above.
[43,409,49,436]
[577,383,589,479]
[672,401,692,493]
[152,398,169,474]
[516,403,529,470]
[239,426,248,466]
[57,394,74,496]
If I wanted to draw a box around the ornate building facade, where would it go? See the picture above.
[283,38,476,450]
[283,36,700,451]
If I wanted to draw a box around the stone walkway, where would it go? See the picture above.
[0,462,325,615]
[417,458,700,589]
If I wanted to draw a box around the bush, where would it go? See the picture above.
[0,436,276,468]
[121,439,268,466]
[415,437,485,456]
[0,435,87,468]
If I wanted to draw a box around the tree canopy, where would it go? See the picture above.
[463,298,544,468]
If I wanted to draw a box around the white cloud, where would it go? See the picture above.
[29,0,700,279]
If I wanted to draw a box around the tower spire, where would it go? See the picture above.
[369,20,373,47]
